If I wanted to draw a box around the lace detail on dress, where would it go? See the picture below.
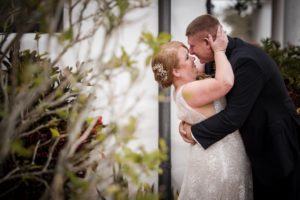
[173,86,253,200]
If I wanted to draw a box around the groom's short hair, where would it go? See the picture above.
[186,14,220,37]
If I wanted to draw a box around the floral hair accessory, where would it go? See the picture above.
[153,63,168,81]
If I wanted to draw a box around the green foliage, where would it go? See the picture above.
[50,127,60,138]
[11,139,34,157]
[59,28,74,43]
[0,1,168,200]
[0,48,82,199]
[140,32,171,65]
[111,139,167,199]
[136,184,159,200]
[261,38,300,113]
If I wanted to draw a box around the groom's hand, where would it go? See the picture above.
[179,121,196,145]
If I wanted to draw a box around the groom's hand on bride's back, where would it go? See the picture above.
[179,121,196,145]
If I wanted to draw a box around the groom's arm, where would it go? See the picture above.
[191,59,266,149]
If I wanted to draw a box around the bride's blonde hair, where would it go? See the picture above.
[151,41,187,88]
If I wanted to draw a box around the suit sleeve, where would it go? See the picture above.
[191,59,266,149]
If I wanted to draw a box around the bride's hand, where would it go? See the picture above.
[207,25,228,53]
[179,121,196,145]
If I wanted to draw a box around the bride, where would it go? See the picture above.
[151,26,252,199]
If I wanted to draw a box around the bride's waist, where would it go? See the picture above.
[192,130,242,151]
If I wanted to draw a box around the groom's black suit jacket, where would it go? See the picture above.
[192,37,300,200]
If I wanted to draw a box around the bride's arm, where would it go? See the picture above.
[183,26,233,108]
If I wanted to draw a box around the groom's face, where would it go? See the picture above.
[187,32,214,64]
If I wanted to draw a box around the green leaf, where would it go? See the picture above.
[78,94,88,104]
[50,127,60,138]
[57,110,68,119]
[96,133,106,143]
[125,116,137,133]
[11,140,33,157]
[55,88,63,98]
[85,117,94,125]
[59,28,73,43]
[157,32,171,43]
[116,0,129,16]
[33,76,43,86]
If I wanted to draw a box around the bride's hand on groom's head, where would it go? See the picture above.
[179,121,196,145]
[208,25,228,53]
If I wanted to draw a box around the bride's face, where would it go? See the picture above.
[175,47,198,81]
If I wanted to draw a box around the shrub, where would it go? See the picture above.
[261,38,300,114]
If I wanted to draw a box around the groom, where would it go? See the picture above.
[179,14,300,200]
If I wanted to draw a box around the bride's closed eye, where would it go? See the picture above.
[184,49,189,60]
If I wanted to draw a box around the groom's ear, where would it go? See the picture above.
[203,37,211,49]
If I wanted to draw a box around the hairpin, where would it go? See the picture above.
[153,63,168,81]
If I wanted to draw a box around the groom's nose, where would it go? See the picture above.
[189,55,195,61]
[189,47,194,55]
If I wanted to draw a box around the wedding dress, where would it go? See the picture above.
[173,86,253,200]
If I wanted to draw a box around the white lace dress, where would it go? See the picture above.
[174,86,253,200]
